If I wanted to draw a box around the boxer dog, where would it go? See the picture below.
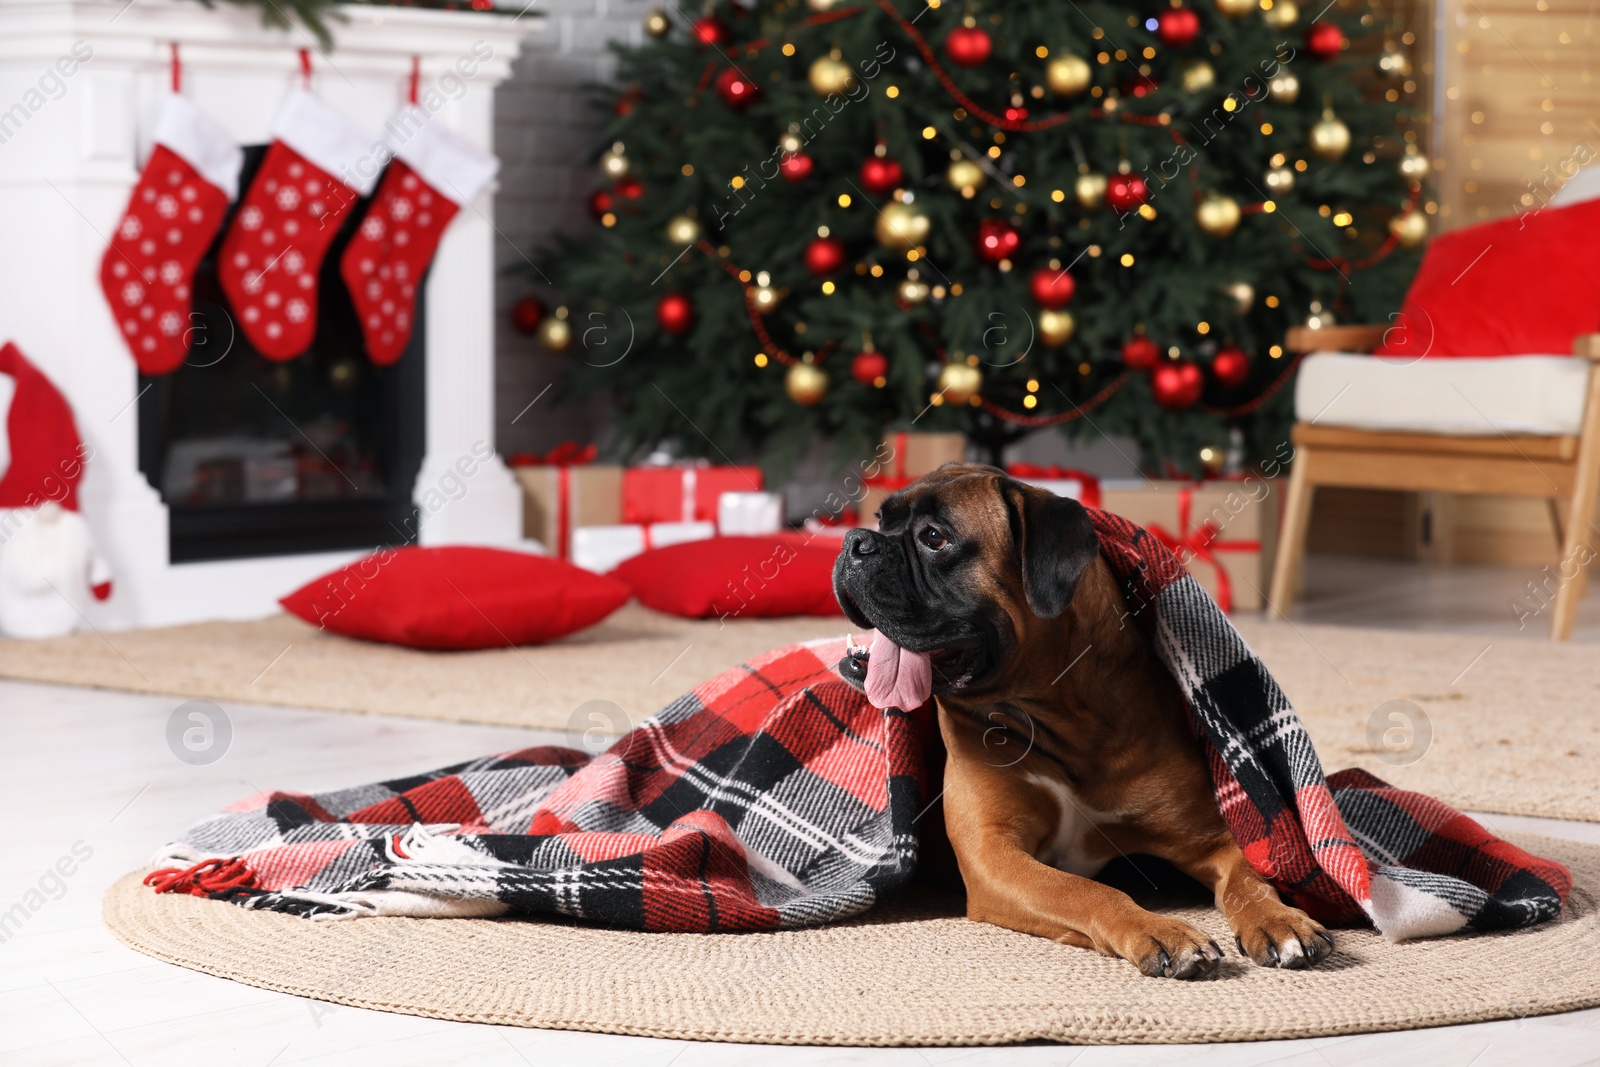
[832,462,1333,979]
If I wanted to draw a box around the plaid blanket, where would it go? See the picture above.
[151,510,1570,940]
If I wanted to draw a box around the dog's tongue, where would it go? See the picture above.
[863,630,933,710]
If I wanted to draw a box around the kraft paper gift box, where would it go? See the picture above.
[512,457,623,559]
[1097,478,1279,613]
[570,521,716,574]
[860,431,969,526]
[622,465,764,526]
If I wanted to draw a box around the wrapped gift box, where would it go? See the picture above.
[623,465,763,526]
[860,431,969,526]
[571,521,716,574]
[718,491,784,535]
[510,448,623,559]
[1098,479,1279,613]
[1006,464,1102,508]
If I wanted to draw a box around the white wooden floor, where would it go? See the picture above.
[6,551,1600,1065]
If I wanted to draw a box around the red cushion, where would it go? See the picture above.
[1375,198,1600,358]
[281,546,630,650]
[610,536,845,619]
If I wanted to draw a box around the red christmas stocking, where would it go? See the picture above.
[218,89,379,360]
[100,97,242,375]
[340,111,498,365]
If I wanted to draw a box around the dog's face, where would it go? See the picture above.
[832,462,1100,705]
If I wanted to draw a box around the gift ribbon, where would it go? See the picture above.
[512,442,598,560]
[1143,486,1260,615]
[864,430,916,491]
[1005,463,1103,509]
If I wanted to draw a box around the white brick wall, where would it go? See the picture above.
[493,0,650,458]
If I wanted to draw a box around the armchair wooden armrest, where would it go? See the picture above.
[1573,334,1600,360]
[1283,324,1389,355]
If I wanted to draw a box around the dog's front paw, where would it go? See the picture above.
[1232,904,1334,969]
[1114,917,1224,980]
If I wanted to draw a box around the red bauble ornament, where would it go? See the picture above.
[1211,346,1251,388]
[804,236,849,276]
[692,16,728,47]
[614,175,644,200]
[1151,361,1204,410]
[1305,21,1346,60]
[1121,335,1161,371]
[851,350,889,385]
[944,26,993,67]
[511,297,545,335]
[1028,267,1075,309]
[859,156,905,195]
[656,292,695,335]
[714,67,758,109]
[588,188,614,218]
[974,218,1021,264]
[1106,172,1150,213]
[1156,8,1201,47]
[779,153,814,182]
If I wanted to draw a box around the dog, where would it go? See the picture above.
[832,462,1333,979]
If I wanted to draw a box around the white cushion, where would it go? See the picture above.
[1294,353,1590,436]
[1552,164,1600,208]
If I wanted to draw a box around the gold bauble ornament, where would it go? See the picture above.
[1389,209,1428,248]
[1398,145,1431,181]
[1180,59,1216,94]
[806,0,843,8]
[1038,309,1076,347]
[808,56,856,96]
[875,200,930,249]
[643,8,670,38]
[537,314,572,353]
[1216,0,1256,16]
[599,143,629,179]
[937,362,982,404]
[665,214,701,245]
[1045,54,1093,97]
[897,276,930,304]
[1075,171,1108,209]
[786,361,829,406]
[1263,0,1299,28]
[1377,45,1411,79]
[1224,281,1256,315]
[947,158,986,197]
[1309,110,1351,161]
[1267,71,1299,104]
[1264,164,1296,195]
[1196,193,1242,238]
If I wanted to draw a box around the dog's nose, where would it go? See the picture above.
[844,528,878,559]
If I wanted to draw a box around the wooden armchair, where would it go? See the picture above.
[1268,329,1600,639]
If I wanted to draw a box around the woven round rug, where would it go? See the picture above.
[103,833,1600,1047]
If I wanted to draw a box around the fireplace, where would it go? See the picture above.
[138,144,427,563]
[0,0,532,628]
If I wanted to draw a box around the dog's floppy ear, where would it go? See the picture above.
[1004,480,1100,619]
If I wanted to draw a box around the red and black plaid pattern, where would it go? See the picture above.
[152,511,1569,939]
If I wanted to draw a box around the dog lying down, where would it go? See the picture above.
[147,465,1570,979]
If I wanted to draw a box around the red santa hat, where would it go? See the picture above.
[0,341,86,511]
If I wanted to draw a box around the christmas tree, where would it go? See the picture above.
[526,0,1427,475]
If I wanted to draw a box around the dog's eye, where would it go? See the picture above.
[919,525,948,550]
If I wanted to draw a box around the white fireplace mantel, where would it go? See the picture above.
[0,0,540,628]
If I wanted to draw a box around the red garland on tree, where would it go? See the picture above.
[851,350,888,385]
[1156,8,1200,48]
[714,67,758,109]
[692,16,728,47]
[1121,335,1161,371]
[1106,173,1150,213]
[1211,346,1251,387]
[944,26,992,67]
[656,292,695,334]
[804,235,849,275]
[779,153,814,181]
[859,156,905,194]
[1305,22,1346,60]
[511,297,544,334]
[974,218,1020,263]
[1151,361,1203,410]
[1028,267,1075,308]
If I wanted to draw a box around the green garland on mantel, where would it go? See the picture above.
[184,0,504,49]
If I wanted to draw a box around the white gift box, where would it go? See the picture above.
[1016,476,1092,501]
[717,491,784,535]
[571,521,716,573]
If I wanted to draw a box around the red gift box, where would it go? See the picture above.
[623,464,763,525]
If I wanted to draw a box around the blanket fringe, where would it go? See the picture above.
[145,856,258,897]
